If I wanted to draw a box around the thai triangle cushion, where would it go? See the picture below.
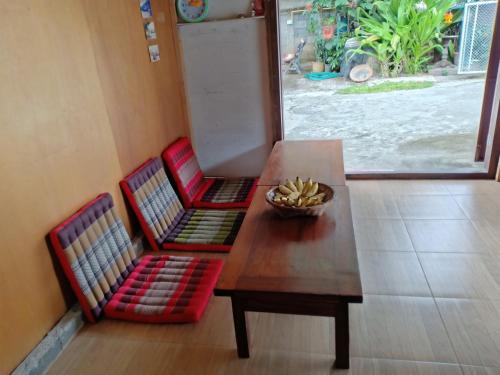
[49,193,139,322]
[162,137,204,207]
[49,193,223,323]
[162,137,258,208]
[120,158,245,252]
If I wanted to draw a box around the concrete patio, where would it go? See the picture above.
[283,75,487,172]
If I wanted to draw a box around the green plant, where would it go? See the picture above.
[338,80,434,94]
[324,34,350,71]
[305,0,375,68]
[353,0,454,76]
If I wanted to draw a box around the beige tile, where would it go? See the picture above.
[353,219,414,251]
[453,195,500,221]
[249,312,332,354]
[350,193,401,219]
[444,180,500,195]
[350,295,457,363]
[348,358,462,375]
[405,220,492,253]
[358,251,431,296]
[472,219,500,256]
[419,253,500,299]
[76,296,238,348]
[462,366,500,375]
[397,196,467,219]
[437,299,500,368]
[348,181,449,196]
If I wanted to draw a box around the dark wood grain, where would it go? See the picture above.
[215,186,362,301]
[264,0,283,143]
[258,140,346,186]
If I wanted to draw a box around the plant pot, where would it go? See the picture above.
[312,61,325,72]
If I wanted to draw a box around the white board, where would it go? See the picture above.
[178,17,273,176]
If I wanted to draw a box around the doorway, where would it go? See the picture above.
[269,0,500,177]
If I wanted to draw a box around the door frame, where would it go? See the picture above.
[265,0,500,179]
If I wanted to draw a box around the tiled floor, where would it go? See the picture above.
[47,180,500,375]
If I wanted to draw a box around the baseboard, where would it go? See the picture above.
[12,235,145,375]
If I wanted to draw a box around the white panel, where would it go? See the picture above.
[178,18,273,176]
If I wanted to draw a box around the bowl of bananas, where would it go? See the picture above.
[266,177,334,218]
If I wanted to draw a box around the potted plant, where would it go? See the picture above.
[312,39,326,72]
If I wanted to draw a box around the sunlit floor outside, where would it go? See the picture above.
[283,75,487,173]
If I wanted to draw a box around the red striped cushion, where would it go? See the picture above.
[104,255,223,323]
[162,137,205,207]
[162,138,258,209]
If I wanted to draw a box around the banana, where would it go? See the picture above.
[305,182,319,197]
[295,177,304,193]
[274,178,325,208]
[278,184,293,195]
[285,179,298,192]
[310,193,325,202]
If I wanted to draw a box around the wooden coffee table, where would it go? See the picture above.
[214,185,362,369]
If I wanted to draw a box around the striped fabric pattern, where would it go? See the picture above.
[166,209,245,245]
[104,255,223,323]
[50,193,138,321]
[200,178,256,204]
[162,137,204,206]
[162,137,258,208]
[121,158,246,252]
[124,158,185,244]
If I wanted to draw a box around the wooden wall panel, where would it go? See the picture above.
[83,0,189,174]
[0,0,188,372]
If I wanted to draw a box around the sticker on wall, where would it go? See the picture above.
[140,0,153,19]
[148,44,160,63]
[143,21,157,40]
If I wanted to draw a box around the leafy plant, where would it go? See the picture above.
[324,34,350,71]
[353,0,454,76]
[305,0,374,69]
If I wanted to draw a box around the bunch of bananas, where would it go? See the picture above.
[274,177,325,207]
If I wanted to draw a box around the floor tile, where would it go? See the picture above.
[453,195,500,221]
[397,196,467,219]
[348,181,449,196]
[472,219,500,256]
[350,193,401,219]
[347,358,462,375]
[444,180,500,195]
[358,251,431,296]
[350,295,457,363]
[249,312,332,354]
[76,297,238,348]
[419,253,500,299]
[405,220,492,253]
[437,299,500,368]
[462,366,500,375]
[353,219,414,251]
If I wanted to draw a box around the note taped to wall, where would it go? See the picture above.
[148,44,160,62]
[140,0,153,18]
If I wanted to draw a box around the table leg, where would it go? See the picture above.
[334,303,350,369]
[231,296,250,358]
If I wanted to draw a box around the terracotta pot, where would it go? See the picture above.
[312,61,325,72]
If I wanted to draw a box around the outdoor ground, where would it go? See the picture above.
[283,74,487,172]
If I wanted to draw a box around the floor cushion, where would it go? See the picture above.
[162,137,258,208]
[120,158,245,252]
[49,193,223,323]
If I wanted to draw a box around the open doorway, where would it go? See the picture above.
[275,0,499,175]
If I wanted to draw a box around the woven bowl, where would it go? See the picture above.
[265,183,334,218]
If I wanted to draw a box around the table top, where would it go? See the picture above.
[214,186,362,303]
[258,140,346,186]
